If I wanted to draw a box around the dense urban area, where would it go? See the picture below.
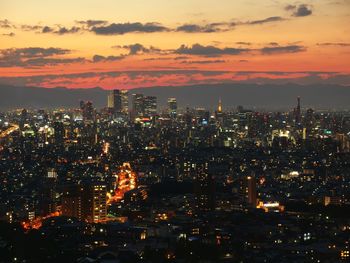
[0,90,350,262]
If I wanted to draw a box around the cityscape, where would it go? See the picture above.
[1,0,350,262]
[0,91,350,262]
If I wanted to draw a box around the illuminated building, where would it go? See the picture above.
[144,96,157,117]
[61,182,107,223]
[194,162,215,212]
[167,98,177,118]
[80,101,94,121]
[215,98,224,123]
[120,89,129,114]
[53,121,65,145]
[294,96,301,125]
[132,93,144,117]
[107,89,122,114]
[239,173,257,207]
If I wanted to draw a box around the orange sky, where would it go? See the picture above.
[0,0,349,89]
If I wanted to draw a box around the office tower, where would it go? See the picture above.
[167,98,177,118]
[132,93,145,117]
[121,90,129,114]
[295,96,301,125]
[80,101,94,121]
[144,96,157,117]
[239,173,257,207]
[107,91,114,109]
[194,162,215,212]
[107,89,122,113]
[53,121,65,145]
[61,182,107,223]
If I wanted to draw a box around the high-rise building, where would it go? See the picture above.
[239,173,257,207]
[294,96,301,125]
[167,98,177,118]
[121,90,129,114]
[80,101,94,121]
[132,93,145,117]
[107,89,122,113]
[144,96,157,117]
[194,162,215,212]
[61,182,107,223]
[53,121,65,145]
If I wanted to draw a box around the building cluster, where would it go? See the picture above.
[0,90,350,262]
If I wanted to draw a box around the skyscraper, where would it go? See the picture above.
[107,89,122,113]
[61,182,107,223]
[120,90,129,114]
[132,93,145,118]
[144,96,157,117]
[167,98,177,118]
[239,173,257,207]
[80,101,94,121]
[295,96,301,125]
[194,162,215,212]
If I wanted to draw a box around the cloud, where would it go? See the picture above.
[236,42,251,45]
[176,23,227,33]
[21,24,81,35]
[76,20,108,27]
[0,47,80,67]
[180,59,226,64]
[175,44,250,57]
[2,32,15,37]
[246,16,285,25]
[91,22,169,35]
[285,5,296,11]
[286,4,313,17]
[42,26,54,33]
[92,54,125,62]
[260,45,306,54]
[21,25,43,31]
[0,19,14,29]
[317,42,350,47]
[54,26,81,35]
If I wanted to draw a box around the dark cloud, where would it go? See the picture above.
[143,57,172,61]
[260,45,306,54]
[180,59,226,64]
[236,42,251,45]
[21,25,43,31]
[91,22,169,35]
[317,42,350,47]
[285,5,296,11]
[293,4,312,17]
[21,24,81,35]
[23,57,85,66]
[54,26,81,35]
[2,32,15,37]
[176,23,227,33]
[175,44,250,57]
[0,47,78,67]
[76,20,108,27]
[0,19,14,29]
[123,43,156,55]
[113,43,163,55]
[42,26,54,33]
[92,54,125,62]
[246,16,285,25]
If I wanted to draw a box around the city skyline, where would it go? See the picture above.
[0,0,350,89]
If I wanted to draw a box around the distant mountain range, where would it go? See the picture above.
[0,83,349,111]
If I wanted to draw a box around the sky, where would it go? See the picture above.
[0,0,349,89]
